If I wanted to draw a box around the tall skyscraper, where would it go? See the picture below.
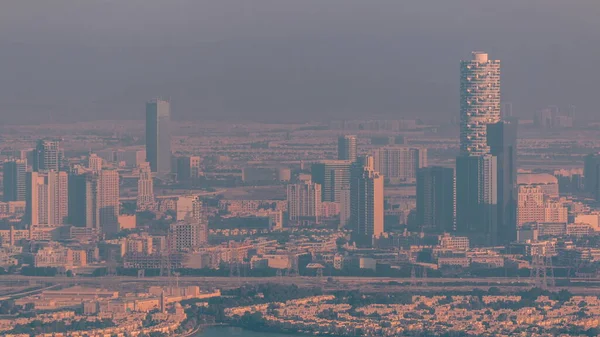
[26,172,45,226]
[145,99,171,173]
[416,166,455,233]
[33,139,61,172]
[338,135,357,162]
[311,160,352,202]
[68,172,95,227]
[460,52,501,156]
[455,155,497,245]
[487,119,518,244]
[98,170,120,232]
[373,146,427,183]
[339,188,351,228]
[287,181,322,223]
[584,153,600,200]
[350,162,384,247]
[3,159,27,202]
[26,171,68,225]
[88,153,103,173]
[47,171,69,225]
[137,162,155,211]
[68,169,119,232]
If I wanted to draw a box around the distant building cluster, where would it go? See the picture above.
[0,50,600,317]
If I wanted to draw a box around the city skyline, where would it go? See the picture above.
[3,2,600,334]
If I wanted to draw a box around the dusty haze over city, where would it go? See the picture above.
[1,0,600,124]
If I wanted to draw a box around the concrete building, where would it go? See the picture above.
[26,171,68,226]
[517,173,559,199]
[176,195,199,221]
[176,155,201,180]
[137,162,155,211]
[574,214,600,231]
[47,170,69,225]
[455,154,497,246]
[126,233,154,255]
[373,146,427,183]
[460,52,501,156]
[416,166,455,232]
[438,234,470,251]
[517,185,545,226]
[107,149,147,168]
[26,172,47,226]
[351,164,384,247]
[544,201,568,224]
[584,153,600,200]
[170,195,207,250]
[517,186,568,226]
[287,181,322,223]
[267,210,283,230]
[311,160,352,202]
[487,119,518,245]
[3,159,27,202]
[68,170,119,232]
[170,220,207,252]
[337,135,357,162]
[98,170,120,233]
[87,153,103,173]
[339,188,350,227]
[33,139,61,172]
[146,99,171,174]
[34,245,87,268]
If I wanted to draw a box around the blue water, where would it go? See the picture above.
[198,326,303,337]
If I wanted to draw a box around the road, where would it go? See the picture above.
[2,275,600,294]
[0,283,62,301]
[119,189,225,201]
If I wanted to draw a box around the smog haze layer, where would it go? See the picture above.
[0,0,597,123]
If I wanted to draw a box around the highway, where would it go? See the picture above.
[119,189,225,202]
[2,275,600,295]
[0,284,62,301]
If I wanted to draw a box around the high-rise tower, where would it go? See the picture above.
[137,162,155,211]
[287,181,322,223]
[145,99,171,173]
[455,155,497,245]
[68,169,119,232]
[47,171,69,225]
[33,139,61,172]
[416,166,455,233]
[311,160,352,202]
[487,119,518,245]
[25,171,68,225]
[350,159,384,248]
[3,160,27,202]
[584,153,600,200]
[338,135,357,162]
[460,52,501,156]
[98,170,120,232]
[88,153,103,173]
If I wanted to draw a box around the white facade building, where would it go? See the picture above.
[287,182,322,223]
[373,146,427,183]
[460,52,501,156]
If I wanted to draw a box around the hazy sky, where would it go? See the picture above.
[1,0,599,124]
